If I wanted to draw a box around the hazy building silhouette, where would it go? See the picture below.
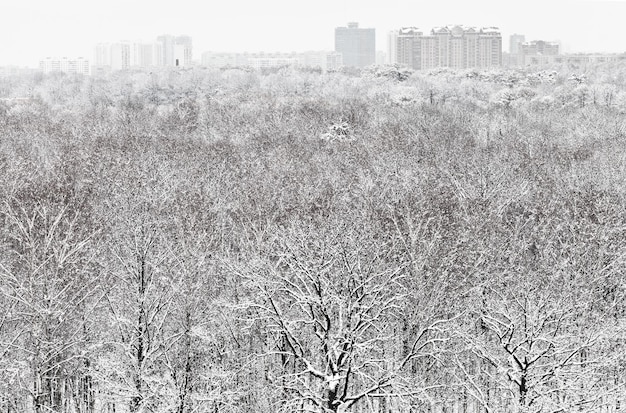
[156,35,176,66]
[519,40,560,66]
[0,66,34,77]
[515,52,626,67]
[39,57,90,75]
[93,43,111,71]
[334,22,376,68]
[110,42,131,71]
[93,41,162,73]
[521,40,559,56]
[92,35,191,74]
[157,35,193,67]
[200,50,342,71]
[387,30,398,64]
[131,42,162,68]
[376,51,387,65]
[507,34,526,66]
[510,34,525,54]
[303,51,343,71]
[174,35,193,67]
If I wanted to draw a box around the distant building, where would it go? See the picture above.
[93,41,161,73]
[201,52,245,67]
[334,22,376,68]
[478,27,503,68]
[391,25,501,70]
[302,51,343,71]
[387,30,399,64]
[93,43,111,72]
[519,40,560,66]
[247,52,302,70]
[92,35,192,74]
[506,34,526,66]
[518,52,626,67]
[509,34,525,54]
[396,27,423,69]
[173,35,193,67]
[110,42,131,71]
[157,34,192,67]
[156,35,176,66]
[520,40,559,56]
[0,66,35,78]
[131,42,163,68]
[39,57,90,75]
[376,51,387,65]
[200,51,342,71]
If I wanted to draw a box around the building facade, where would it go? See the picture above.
[507,33,526,66]
[173,35,193,67]
[509,34,525,54]
[517,52,626,67]
[387,30,399,64]
[520,40,559,56]
[110,42,131,71]
[200,51,342,71]
[302,51,343,71]
[39,57,90,75]
[156,35,176,66]
[334,22,376,68]
[93,35,192,73]
[396,27,423,69]
[519,40,560,66]
[392,25,502,70]
[157,35,193,67]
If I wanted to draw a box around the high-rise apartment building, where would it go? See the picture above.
[392,25,501,70]
[396,27,423,69]
[335,22,376,68]
[478,27,503,68]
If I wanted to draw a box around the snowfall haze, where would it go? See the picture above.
[2,0,626,67]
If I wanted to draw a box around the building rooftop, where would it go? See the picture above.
[399,27,422,35]
[430,25,500,35]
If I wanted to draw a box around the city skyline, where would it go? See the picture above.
[3,0,626,67]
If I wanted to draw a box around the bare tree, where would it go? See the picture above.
[93,154,181,413]
[0,200,100,413]
[463,275,613,413]
[238,224,454,413]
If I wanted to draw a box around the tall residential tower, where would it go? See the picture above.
[396,27,423,69]
[391,25,502,70]
[335,22,376,68]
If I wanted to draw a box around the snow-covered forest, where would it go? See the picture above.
[1,63,626,413]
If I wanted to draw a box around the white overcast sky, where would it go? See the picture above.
[2,0,625,66]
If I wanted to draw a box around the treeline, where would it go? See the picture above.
[0,64,626,413]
